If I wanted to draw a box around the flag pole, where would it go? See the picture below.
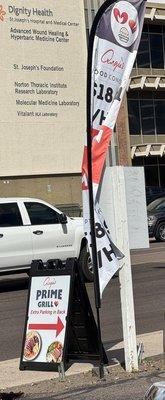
[86,47,104,377]
[85,0,147,377]
[86,0,112,379]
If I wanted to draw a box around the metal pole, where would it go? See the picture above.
[86,118,104,378]
[86,0,113,378]
[86,42,104,375]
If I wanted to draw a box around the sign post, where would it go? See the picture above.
[100,166,149,371]
[113,168,138,372]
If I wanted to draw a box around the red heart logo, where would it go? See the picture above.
[54,301,59,307]
[129,19,137,33]
[113,8,128,24]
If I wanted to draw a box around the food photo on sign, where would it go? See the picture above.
[24,331,42,361]
[46,341,63,363]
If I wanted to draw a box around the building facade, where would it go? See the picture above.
[0,0,164,208]
[128,4,165,189]
[85,0,165,189]
[0,0,87,208]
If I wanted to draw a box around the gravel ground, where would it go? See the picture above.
[1,355,165,400]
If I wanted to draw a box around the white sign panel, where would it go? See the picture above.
[23,275,70,364]
[100,166,149,250]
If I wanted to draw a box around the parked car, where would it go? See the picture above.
[147,196,165,241]
[146,186,165,205]
[0,197,93,281]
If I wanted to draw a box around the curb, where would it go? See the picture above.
[0,328,163,391]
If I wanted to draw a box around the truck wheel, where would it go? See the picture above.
[78,247,94,282]
[155,222,165,242]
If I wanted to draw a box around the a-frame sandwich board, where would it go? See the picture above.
[20,258,108,372]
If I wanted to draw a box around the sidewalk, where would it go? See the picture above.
[0,330,163,390]
[131,242,165,266]
[1,243,165,392]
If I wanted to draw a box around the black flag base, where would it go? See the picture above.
[20,258,108,373]
[66,259,108,367]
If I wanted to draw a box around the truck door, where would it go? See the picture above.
[0,202,33,271]
[23,201,76,262]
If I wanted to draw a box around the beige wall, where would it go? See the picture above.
[0,175,82,206]
[0,0,87,176]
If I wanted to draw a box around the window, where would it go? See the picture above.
[128,92,165,136]
[132,157,144,166]
[160,166,165,187]
[140,100,155,135]
[136,32,150,68]
[145,166,159,187]
[25,202,60,225]
[144,156,158,166]
[150,34,164,69]
[127,100,140,135]
[155,100,165,135]
[134,24,165,69]
[0,203,22,227]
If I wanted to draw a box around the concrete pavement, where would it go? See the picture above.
[1,242,165,391]
[0,359,94,390]
[131,242,165,266]
[0,329,164,390]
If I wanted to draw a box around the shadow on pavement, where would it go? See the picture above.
[0,274,29,293]
[104,340,124,366]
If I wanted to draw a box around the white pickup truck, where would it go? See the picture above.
[0,197,92,281]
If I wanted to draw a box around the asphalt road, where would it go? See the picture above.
[0,242,165,363]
